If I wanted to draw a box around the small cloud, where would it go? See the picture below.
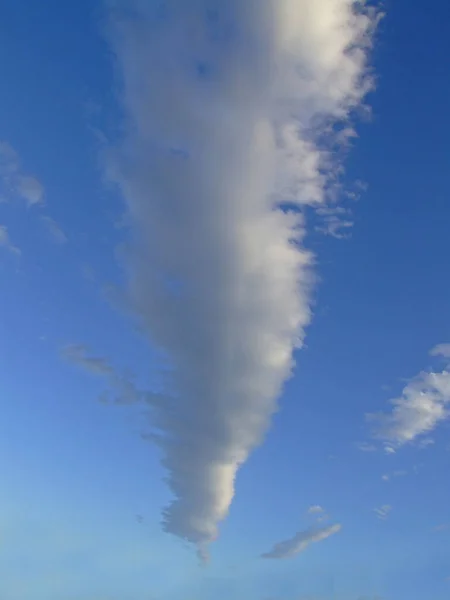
[356,442,377,453]
[0,224,21,256]
[0,141,19,175]
[374,505,392,520]
[367,358,450,449]
[384,446,396,455]
[0,140,44,206]
[40,216,67,244]
[307,505,324,515]
[17,175,44,206]
[261,524,341,559]
[430,344,450,359]
[381,470,407,482]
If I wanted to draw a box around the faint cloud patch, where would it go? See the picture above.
[374,505,392,520]
[62,343,145,405]
[381,470,407,482]
[0,141,44,206]
[0,224,21,256]
[356,442,377,453]
[40,216,67,244]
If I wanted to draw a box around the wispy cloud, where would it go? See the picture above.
[374,505,392,520]
[62,344,143,405]
[367,362,450,449]
[0,141,44,206]
[315,206,354,239]
[0,224,20,256]
[262,523,342,559]
[40,216,67,244]
[105,0,378,557]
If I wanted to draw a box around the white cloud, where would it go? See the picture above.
[307,505,325,515]
[40,215,67,244]
[367,367,450,448]
[262,523,342,559]
[374,505,391,520]
[430,343,450,359]
[63,344,143,405]
[0,141,44,206]
[0,224,20,256]
[105,0,378,557]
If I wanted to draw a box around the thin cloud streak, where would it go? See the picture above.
[105,0,378,557]
[262,523,342,559]
[63,344,143,405]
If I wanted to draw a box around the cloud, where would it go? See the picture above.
[104,0,378,557]
[16,175,44,206]
[62,344,143,405]
[373,505,391,520]
[262,523,342,559]
[40,216,68,244]
[0,224,20,256]
[430,343,450,359]
[432,523,450,533]
[307,505,324,515]
[356,441,377,452]
[381,470,407,482]
[367,366,450,448]
[0,141,44,206]
[315,206,354,239]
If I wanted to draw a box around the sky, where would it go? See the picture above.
[1,1,450,599]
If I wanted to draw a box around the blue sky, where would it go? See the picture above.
[1,1,450,599]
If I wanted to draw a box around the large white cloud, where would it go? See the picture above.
[104,0,378,558]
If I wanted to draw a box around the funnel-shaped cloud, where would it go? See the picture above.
[105,0,378,556]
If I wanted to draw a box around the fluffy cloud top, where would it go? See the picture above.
[105,0,378,558]
[262,523,342,559]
